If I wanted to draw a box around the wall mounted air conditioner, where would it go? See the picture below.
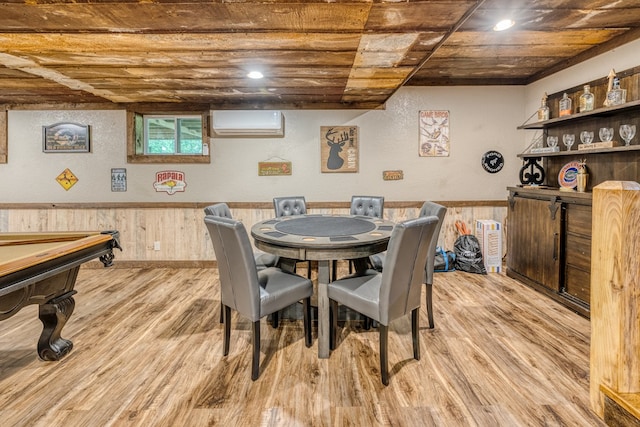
[211,110,284,137]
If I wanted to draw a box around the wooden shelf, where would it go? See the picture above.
[518,99,640,130]
[518,143,640,158]
[508,186,592,202]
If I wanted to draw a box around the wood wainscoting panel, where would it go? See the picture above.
[0,202,507,264]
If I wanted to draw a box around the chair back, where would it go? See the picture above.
[203,202,233,218]
[350,195,384,218]
[378,215,439,324]
[419,201,447,284]
[273,196,307,217]
[204,215,261,321]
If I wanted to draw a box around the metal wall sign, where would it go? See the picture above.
[111,168,127,192]
[153,170,186,195]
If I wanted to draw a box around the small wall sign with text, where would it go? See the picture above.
[111,168,127,192]
[383,170,404,181]
[153,170,186,195]
[481,151,504,173]
[258,161,292,176]
[56,168,79,191]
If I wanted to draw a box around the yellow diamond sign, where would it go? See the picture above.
[56,168,79,191]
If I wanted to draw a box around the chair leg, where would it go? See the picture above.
[330,299,338,350]
[412,308,420,361]
[219,301,224,324]
[363,316,371,330]
[307,261,312,279]
[251,320,260,381]
[380,324,389,386]
[303,297,312,347]
[425,283,434,329]
[332,260,337,281]
[223,305,231,356]
[271,311,279,328]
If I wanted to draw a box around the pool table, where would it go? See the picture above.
[0,230,121,361]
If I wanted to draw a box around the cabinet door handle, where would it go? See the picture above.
[553,232,559,261]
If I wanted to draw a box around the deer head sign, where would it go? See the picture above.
[321,126,358,173]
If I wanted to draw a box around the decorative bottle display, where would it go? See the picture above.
[576,159,588,193]
[606,77,627,106]
[559,93,572,116]
[579,85,594,112]
[537,92,550,121]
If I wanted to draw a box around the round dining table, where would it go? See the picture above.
[251,214,394,358]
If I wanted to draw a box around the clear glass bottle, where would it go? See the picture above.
[537,93,550,121]
[559,93,572,117]
[579,85,594,112]
[606,77,627,106]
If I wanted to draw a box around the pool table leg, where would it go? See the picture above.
[37,290,77,361]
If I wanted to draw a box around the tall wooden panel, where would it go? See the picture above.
[590,180,640,418]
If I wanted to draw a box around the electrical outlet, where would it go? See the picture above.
[153,241,161,251]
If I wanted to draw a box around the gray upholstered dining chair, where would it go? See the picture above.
[204,215,313,381]
[272,196,311,280]
[204,203,278,270]
[204,203,278,323]
[338,195,385,327]
[369,201,447,329]
[349,195,384,276]
[331,196,385,282]
[328,215,439,385]
[273,196,307,217]
[350,195,384,218]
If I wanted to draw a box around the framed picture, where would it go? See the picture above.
[43,122,90,153]
[320,126,358,173]
[419,110,449,157]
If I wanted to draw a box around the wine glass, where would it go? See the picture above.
[580,131,594,145]
[563,134,575,151]
[620,124,636,146]
[547,136,558,148]
[599,127,613,142]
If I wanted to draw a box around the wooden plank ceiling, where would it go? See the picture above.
[0,0,640,109]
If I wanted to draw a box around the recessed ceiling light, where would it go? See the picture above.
[493,19,515,31]
[247,71,264,79]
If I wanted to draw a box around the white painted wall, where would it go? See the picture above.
[3,85,526,203]
[6,36,638,204]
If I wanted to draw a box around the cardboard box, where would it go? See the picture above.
[475,220,503,273]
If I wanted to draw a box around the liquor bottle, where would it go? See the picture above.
[559,93,572,117]
[579,85,594,112]
[606,77,627,106]
[537,93,550,121]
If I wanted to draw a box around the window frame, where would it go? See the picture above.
[127,108,210,164]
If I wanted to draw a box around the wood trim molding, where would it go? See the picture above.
[1,200,508,210]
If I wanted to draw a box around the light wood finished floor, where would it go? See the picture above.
[0,266,605,426]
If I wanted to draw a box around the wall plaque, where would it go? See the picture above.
[383,170,404,181]
[321,126,358,173]
[258,161,292,176]
[43,122,90,153]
